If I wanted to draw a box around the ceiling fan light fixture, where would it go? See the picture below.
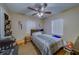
[27,3,52,18]
[37,12,44,17]
[41,7,44,11]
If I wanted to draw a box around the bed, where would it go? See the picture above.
[31,29,64,55]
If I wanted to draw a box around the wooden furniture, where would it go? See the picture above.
[71,36,79,55]
[4,13,12,36]
[0,37,16,51]
[24,36,32,44]
[64,36,79,55]
[0,6,12,39]
[0,37,18,55]
[0,39,15,50]
[64,47,73,55]
[31,29,44,36]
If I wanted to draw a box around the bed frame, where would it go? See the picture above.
[31,29,44,36]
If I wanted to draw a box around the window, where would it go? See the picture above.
[51,19,64,36]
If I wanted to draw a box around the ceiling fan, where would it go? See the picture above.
[27,3,52,17]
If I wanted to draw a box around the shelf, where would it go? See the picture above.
[4,13,9,20]
[5,26,11,31]
[4,13,12,37]
[5,21,11,26]
[5,31,12,36]
[5,28,11,31]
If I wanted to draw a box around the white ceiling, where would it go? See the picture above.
[3,3,79,16]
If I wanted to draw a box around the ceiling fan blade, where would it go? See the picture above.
[32,13,37,16]
[27,7,37,11]
[44,11,52,14]
[43,3,47,8]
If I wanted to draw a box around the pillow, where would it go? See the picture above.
[32,32,42,35]
[53,35,61,38]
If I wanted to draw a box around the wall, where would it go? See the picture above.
[44,18,52,34]
[8,12,43,40]
[0,4,2,38]
[44,7,79,43]
[62,7,79,43]
[0,4,4,7]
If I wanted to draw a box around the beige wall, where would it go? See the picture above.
[44,7,79,43]
[8,12,43,40]
[62,7,79,43]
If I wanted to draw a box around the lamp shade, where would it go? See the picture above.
[66,41,73,49]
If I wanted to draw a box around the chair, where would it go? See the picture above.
[64,36,79,55]
[72,36,79,55]
[0,37,18,55]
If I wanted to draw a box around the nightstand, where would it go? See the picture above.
[64,47,73,55]
[24,36,32,44]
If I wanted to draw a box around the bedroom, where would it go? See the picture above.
[0,3,79,55]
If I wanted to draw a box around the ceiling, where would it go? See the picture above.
[3,3,79,16]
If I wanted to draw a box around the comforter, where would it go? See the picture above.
[32,34,64,55]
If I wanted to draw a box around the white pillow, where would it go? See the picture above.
[32,32,42,35]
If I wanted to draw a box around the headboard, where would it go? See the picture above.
[31,29,44,36]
